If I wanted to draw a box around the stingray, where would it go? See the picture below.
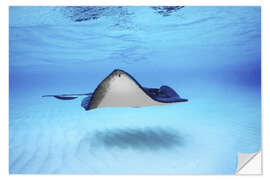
[42,69,188,110]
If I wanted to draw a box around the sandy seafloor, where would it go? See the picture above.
[9,6,261,174]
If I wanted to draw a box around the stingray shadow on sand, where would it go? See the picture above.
[79,127,185,151]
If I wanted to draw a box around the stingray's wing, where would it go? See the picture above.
[143,86,188,103]
[42,93,92,100]
[81,96,92,110]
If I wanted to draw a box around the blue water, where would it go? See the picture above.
[9,6,261,174]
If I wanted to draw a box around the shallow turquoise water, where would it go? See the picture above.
[9,6,261,174]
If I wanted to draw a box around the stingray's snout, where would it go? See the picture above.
[112,69,125,77]
[113,69,124,74]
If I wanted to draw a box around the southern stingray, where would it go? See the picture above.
[42,69,188,110]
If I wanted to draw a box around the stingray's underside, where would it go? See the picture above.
[43,69,188,110]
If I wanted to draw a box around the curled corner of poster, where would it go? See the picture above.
[236,151,262,175]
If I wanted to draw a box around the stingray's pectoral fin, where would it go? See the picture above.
[81,96,92,110]
[42,95,79,100]
[42,93,93,101]
[159,86,188,102]
[53,95,78,100]
[143,85,188,103]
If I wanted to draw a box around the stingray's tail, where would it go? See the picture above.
[42,93,93,100]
